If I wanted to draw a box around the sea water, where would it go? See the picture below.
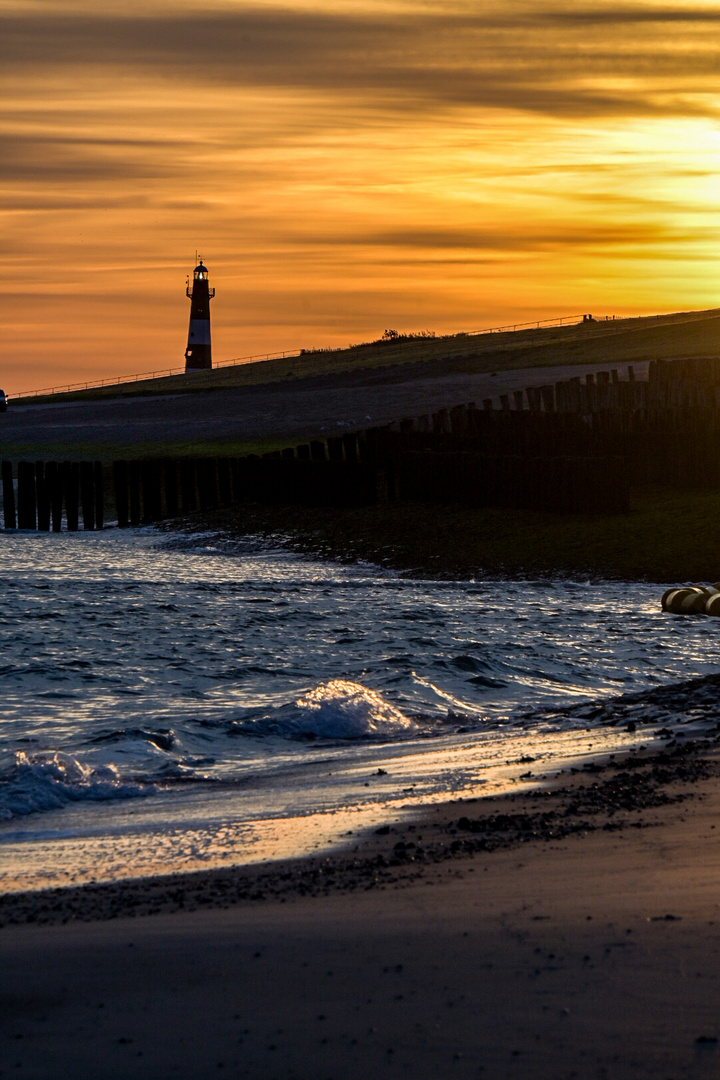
[0,528,717,892]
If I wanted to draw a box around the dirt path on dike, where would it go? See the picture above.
[1,358,646,454]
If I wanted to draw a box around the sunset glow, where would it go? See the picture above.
[1,0,719,390]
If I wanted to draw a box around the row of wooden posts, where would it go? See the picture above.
[457,365,720,417]
[1,460,103,531]
[517,359,720,416]
[0,452,631,533]
[111,456,378,526]
[1,412,717,530]
[1,453,631,530]
[6,358,720,529]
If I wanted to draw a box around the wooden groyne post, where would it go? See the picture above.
[0,460,103,531]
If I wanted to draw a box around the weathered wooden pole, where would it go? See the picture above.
[17,461,36,530]
[94,461,104,530]
[36,461,50,531]
[79,461,95,529]
[179,459,197,513]
[141,460,162,523]
[113,461,129,527]
[326,437,344,462]
[45,461,62,532]
[217,457,232,506]
[128,461,141,526]
[63,462,79,531]
[2,461,15,529]
[163,459,179,518]
[342,433,358,462]
[198,458,219,511]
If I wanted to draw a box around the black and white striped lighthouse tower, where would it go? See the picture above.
[185,259,215,371]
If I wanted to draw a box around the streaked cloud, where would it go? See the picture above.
[0,1,718,389]
[2,5,719,119]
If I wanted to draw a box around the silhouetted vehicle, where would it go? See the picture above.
[0,390,7,413]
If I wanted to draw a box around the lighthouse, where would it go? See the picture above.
[185,259,215,371]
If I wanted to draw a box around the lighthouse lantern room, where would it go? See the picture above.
[185,259,215,371]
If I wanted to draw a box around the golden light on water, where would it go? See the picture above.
[1,0,719,389]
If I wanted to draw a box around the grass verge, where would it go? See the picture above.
[0,438,285,462]
[12,307,720,406]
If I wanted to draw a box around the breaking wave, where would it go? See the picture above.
[295,680,418,738]
[234,679,422,740]
[0,751,151,820]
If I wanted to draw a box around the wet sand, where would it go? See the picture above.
[2,743,720,1078]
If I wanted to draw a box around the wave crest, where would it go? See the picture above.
[230,680,418,740]
[0,751,151,820]
[290,680,416,739]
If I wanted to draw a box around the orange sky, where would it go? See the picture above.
[1,0,719,392]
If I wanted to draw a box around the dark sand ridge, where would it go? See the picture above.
[2,740,720,1079]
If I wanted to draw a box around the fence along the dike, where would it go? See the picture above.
[5,355,720,529]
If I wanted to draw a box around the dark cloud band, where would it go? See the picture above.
[0,6,718,120]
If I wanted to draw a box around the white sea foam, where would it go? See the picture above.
[0,751,150,820]
[4,529,720,888]
[293,679,416,738]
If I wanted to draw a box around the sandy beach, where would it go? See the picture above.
[2,741,720,1079]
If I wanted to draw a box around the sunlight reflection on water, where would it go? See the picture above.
[0,527,717,890]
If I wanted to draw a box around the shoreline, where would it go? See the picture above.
[170,489,720,583]
[4,739,720,1078]
[2,738,717,928]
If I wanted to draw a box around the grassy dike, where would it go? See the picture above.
[192,487,720,583]
[13,307,719,406]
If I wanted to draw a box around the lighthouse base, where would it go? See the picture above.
[185,345,212,372]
